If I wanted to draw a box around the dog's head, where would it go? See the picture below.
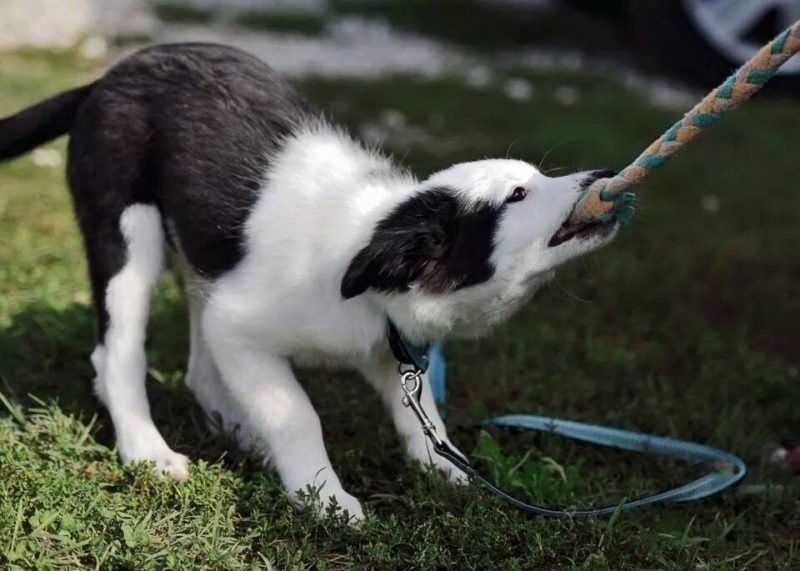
[341,159,619,340]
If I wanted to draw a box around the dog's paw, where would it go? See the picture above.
[426,449,470,485]
[407,439,470,485]
[151,451,191,482]
[292,484,365,524]
[323,490,365,524]
[120,442,190,482]
[435,456,470,485]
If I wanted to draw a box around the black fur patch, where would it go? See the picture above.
[62,43,315,338]
[69,43,314,281]
[341,187,502,298]
[582,169,617,188]
[0,83,96,161]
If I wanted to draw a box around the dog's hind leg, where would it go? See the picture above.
[89,205,189,480]
[184,289,226,425]
[203,307,364,520]
[183,289,264,453]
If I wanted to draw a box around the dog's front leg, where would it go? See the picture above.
[204,316,363,520]
[359,354,468,484]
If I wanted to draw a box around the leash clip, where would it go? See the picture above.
[399,365,443,447]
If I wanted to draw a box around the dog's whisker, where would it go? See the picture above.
[552,274,593,304]
[505,140,518,159]
[536,139,577,172]
[542,165,568,176]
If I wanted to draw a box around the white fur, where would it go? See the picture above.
[93,204,189,480]
[187,124,615,518]
[92,123,615,520]
[388,159,604,341]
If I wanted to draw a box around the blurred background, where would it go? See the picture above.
[3,0,800,93]
[1,1,799,568]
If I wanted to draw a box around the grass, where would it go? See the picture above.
[1,48,798,569]
[331,0,555,49]
[330,0,623,52]
[154,2,326,36]
[152,2,214,25]
[236,10,326,36]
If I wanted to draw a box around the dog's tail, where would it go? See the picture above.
[0,82,96,162]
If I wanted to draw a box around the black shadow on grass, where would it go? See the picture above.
[0,300,208,453]
[0,298,417,499]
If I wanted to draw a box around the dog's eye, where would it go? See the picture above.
[507,186,528,203]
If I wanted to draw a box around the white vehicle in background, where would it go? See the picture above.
[494,0,800,92]
[629,0,800,92]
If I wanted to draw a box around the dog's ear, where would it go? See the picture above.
[340,189,457,299]
[341,187,502,299]
[340,246,383,299]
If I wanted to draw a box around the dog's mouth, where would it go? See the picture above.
[547,174,635,248]
[547,214,615,248]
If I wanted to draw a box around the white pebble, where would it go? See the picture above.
[701,194,720,213]
[504,78,533,101]
[769,447,788,464]
[73,291,91,306]
[554,85,579,106]
[466,65,491,88]
[79,35,107,60]
[32,148,62,168]
[379,109,406,130]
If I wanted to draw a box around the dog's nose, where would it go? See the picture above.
[581,169,617,188]
[591,169,617,179]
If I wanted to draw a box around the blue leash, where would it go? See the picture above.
[420,342,746,516]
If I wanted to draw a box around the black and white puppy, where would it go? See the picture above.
[0,44,619,519]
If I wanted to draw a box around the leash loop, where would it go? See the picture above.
[398,364,746,517]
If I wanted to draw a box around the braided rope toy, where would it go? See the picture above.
[570,20,800,226]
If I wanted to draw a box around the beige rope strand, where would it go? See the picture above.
[570,20,800,225]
